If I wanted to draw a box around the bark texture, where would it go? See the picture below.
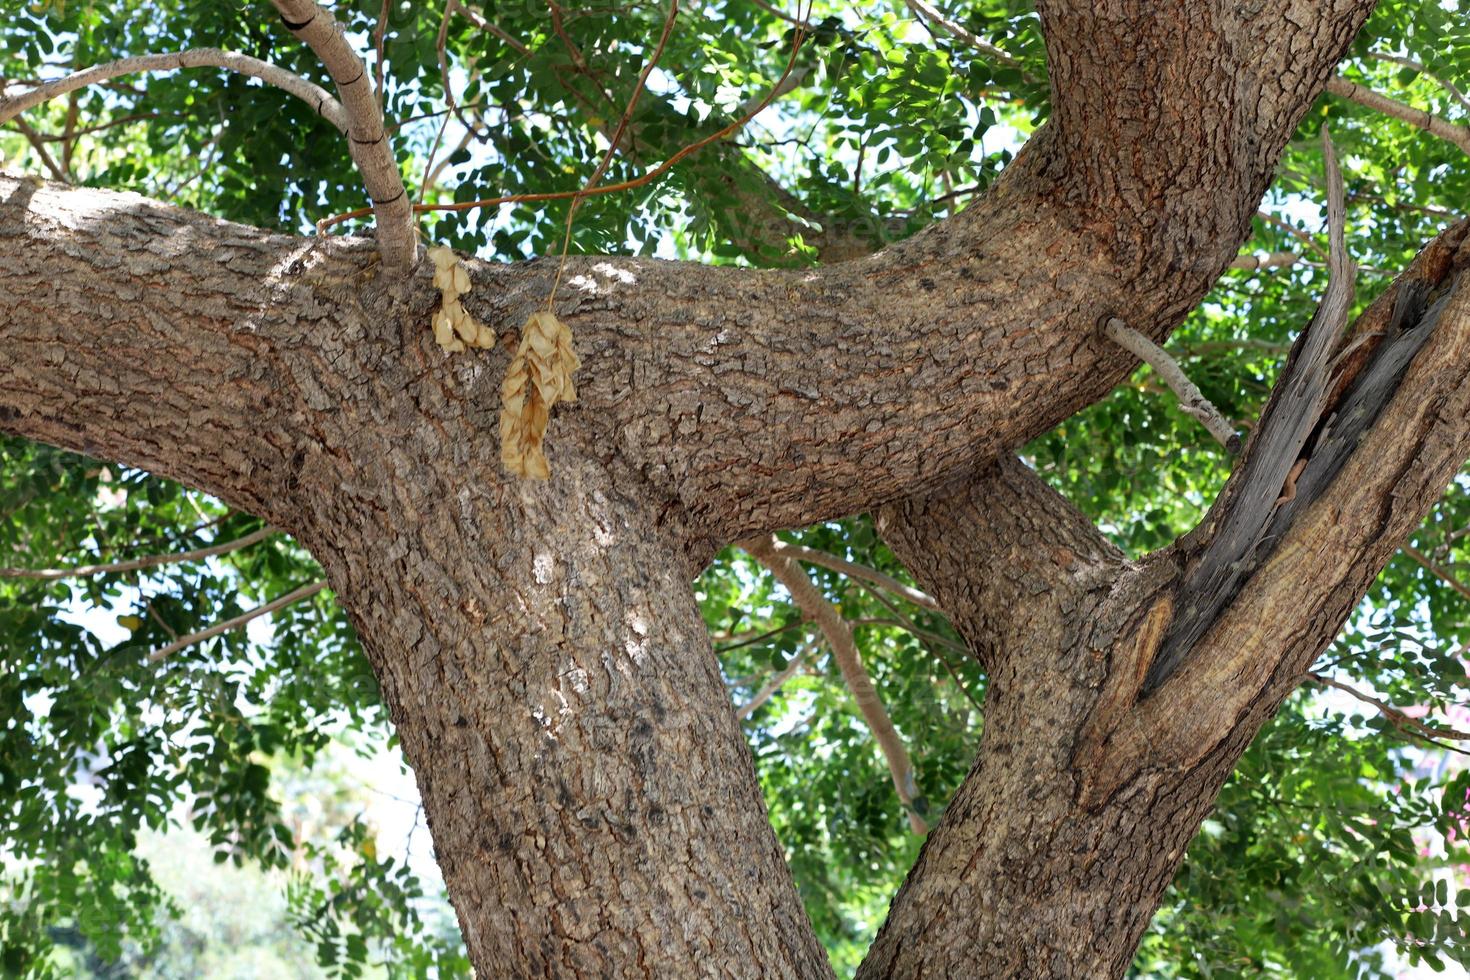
[864,223,1470,977]
[10,1,1470,977]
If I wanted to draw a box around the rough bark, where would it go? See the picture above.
[865,222,1470,977]
[9,1,1463,977]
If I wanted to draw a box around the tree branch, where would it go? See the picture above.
[1103,316,1240,452]
[758,539,941,611]
[0,172,355,528]
[147,579,326,663]
[270,0,416,272]
[7,116,67,182]
[1365,52,1470,117]
[0,525,277,580]
[1326,75,1470,156]
[735,636,817,720]
[0,48,348,133]
[743,534,928,834]
[1402,544,1470,603]
[1229,250,1302,272]
[903,0,1028,73]
[876,455,1124,674]
[1309,672,1470,749]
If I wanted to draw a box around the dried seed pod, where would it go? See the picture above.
[500,310,580,479]
[426,245,493,353]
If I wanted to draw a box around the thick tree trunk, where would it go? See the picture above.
[288,448,832,976]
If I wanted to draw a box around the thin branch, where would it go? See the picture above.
[1365,52,1470,116]
[551,0,679,302]
[0,526,277,581]
[451,0,532,56]
[743,535,928,834]
[1103,317,1241,453]
[736,636,817,720]
[1229,251,1301,272]
[1326,75,1470,156]
[1257,210,1329,258]
[316,8,809,235]
[714,618,807,653]
[1402,544,1470,603]
[903,0,1023,71]
[1308,672,1470,752]
[8,116,66,181]
[0,48,348,133]
[373,0,390,106]
[761,539,942,612]
[148,580,327,664]
[271,0,417,273]
[38,111,158,142]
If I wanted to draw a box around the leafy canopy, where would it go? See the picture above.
[3,0,1470,975]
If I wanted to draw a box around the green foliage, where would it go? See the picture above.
[3,0,1470,975]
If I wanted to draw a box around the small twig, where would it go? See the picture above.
[452,0,532,56]
[550,0,679,307]
[0,48,348,132]
[1308,672,1470,754]
[1365,52,1470,116]
[1326,75,1470,156]
[315,6,810,234]
[1229,251,1301,272]
[1103,317,1241,453]
[373,0,390,106]
[0,525,277,581]
[1257,210,1329,258]
[148,580,327,664]
[736,636,817,720]
[8,116,66,181]
[715,618,806,653]
[903,0,1024,72]
[763,539,942,611]
[744,534,928,834]
[1402,545,1470,603]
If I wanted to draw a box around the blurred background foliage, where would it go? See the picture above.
[2,0,1470,975]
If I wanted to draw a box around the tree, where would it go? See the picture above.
[3,0,1470,975]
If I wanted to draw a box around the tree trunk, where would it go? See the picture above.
[274,400,834,974]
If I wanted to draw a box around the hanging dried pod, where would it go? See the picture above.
[427,245,495,353]
[501,309,580,479]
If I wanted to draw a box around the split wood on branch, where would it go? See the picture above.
[1142,127,1363,693]
[1103,316,1241,453]
[0,49,349,133]
[271,0,416,272]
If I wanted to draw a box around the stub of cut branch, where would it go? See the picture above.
[0,49,348,133]
[1103,317,1241,453]
[271,0,416,273]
